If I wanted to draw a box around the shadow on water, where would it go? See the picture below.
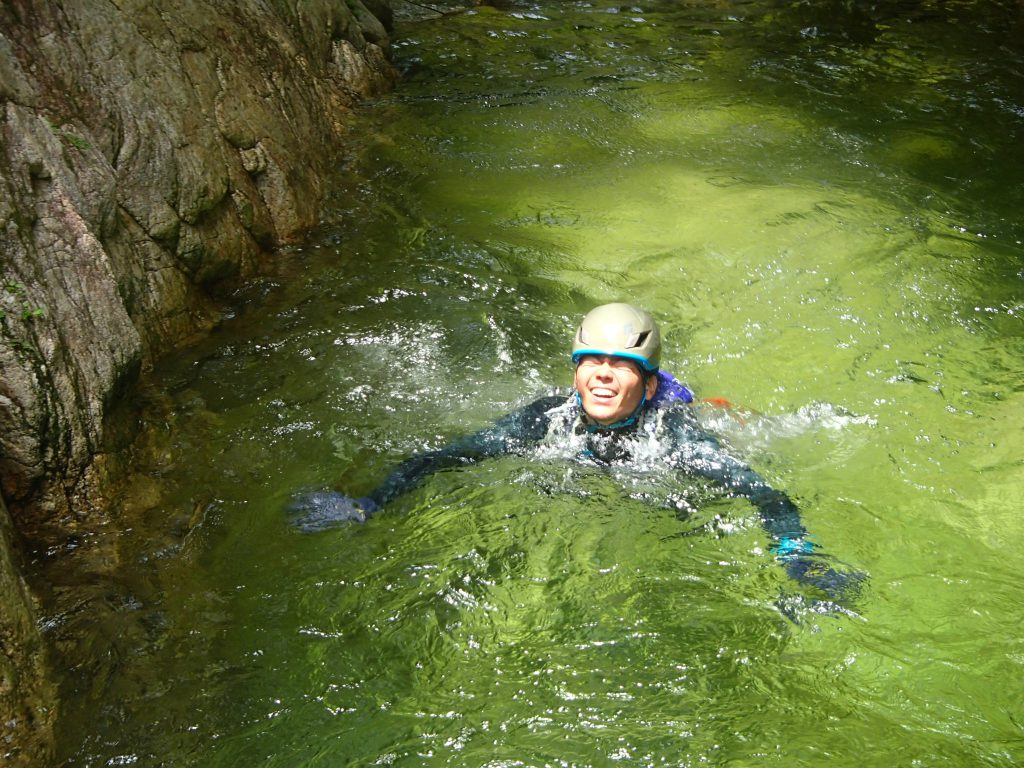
[47,1,1024,765]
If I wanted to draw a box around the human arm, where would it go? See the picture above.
[663,407,864,600]
[363,394,563,509]
[289,395,564,528]
[664,407,808,544]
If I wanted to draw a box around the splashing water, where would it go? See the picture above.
[53,1,1024,766]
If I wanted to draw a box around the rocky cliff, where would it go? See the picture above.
[0,1,395,763]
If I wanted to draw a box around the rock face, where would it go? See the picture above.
[0,1,395,762]
[0,0,396,524]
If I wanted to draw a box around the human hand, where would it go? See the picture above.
[770,553,867,623]
[782,554,867,602]
[287,490,378,532]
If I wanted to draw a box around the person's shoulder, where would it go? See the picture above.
[652,397,690,419]
[488,389,572,444]
[652,396,701,436]
[495,389,570,425]
[520,389,573,417]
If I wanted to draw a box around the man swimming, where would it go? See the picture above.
[293,303,864,604]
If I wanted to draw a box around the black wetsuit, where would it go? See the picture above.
[365,393,808,549]
[292,389,864,605]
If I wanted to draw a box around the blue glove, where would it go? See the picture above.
[770,535,867,619]
[781,554,867,602]
[287,490,378,532]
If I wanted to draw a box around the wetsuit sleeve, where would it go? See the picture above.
[663,407,866,604]
[663,409,808,544]
[364,395,564,510]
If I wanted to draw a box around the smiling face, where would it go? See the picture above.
[574,354,659,426]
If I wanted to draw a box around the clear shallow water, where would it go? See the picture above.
[53,1,1024,765]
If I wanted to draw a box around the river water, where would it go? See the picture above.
[55,1,1024,765]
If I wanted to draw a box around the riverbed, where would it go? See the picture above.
[55,1,1023,765]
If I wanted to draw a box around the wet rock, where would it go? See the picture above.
[0,0,396,759]
[0,0,396,522]
[0,495,56,767]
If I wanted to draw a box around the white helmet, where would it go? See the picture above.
[571,303,661,373]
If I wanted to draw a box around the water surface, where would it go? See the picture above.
[56,1,1024,765]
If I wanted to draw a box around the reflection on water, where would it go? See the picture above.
[53,1,1024,765]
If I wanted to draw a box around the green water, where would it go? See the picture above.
[55,1,1024,765]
